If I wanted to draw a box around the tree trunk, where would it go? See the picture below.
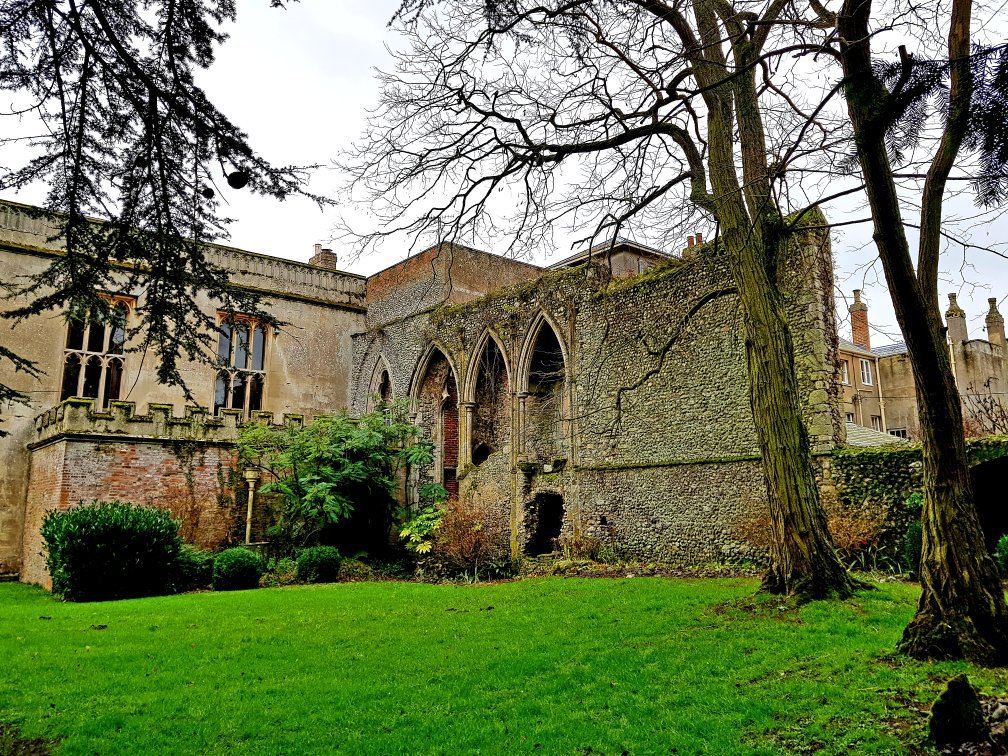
[693,6,855,599]
[839,0,1008,663]
[898,313,1008,664]
[729,233,856,600]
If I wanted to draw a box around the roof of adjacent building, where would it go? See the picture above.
[844,422,910,447]
[872,341,909,357]
[837,337,875,357]
[837,337,908,358]
[547,236,673,269]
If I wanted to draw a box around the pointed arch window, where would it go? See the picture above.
[378,370,393,405]
[214,314,268,418]
[60,299,131,409]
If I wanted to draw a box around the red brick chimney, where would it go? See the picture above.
[850,289,870,350]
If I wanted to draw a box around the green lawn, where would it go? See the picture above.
[2,577,1006,754]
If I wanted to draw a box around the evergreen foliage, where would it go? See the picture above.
[212,547,264,591]
[295,546,343,584]
[41,500,181,601]
[237,403,434,555]
[171,544,215,593]
[0,0,323,424]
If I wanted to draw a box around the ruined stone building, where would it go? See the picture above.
[837,289,1006,439]
[2,200,851,584]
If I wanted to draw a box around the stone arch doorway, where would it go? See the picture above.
[524,492,565,555]
[971,457,1008,551]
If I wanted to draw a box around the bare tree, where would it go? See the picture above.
[834,0,1008,661]
[343,0,861,598]
[0,0,321,422]
[963,379,1008,437]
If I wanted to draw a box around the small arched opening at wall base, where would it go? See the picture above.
[970,457,1008,551]
[524,492,565,556]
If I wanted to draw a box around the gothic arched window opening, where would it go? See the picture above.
[60,300,130,409]
[525,322,566,460]
[472,337,509,466]
[214,316,268,418]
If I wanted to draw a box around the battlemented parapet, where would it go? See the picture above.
[0,200,366,578]
[20,399,315,587]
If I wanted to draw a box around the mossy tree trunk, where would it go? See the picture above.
[838,0,1008,662]
[685,0,855,599]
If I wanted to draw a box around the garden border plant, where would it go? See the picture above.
[237,402,437,558]
[41,500,182,601]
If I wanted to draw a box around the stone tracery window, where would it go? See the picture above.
[214,316,267,418]
[60,300,130,409]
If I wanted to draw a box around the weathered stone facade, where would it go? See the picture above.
[0,201,366,578]
[838,289,1007,439]
[2,200,846,582]
[351,233,842,563]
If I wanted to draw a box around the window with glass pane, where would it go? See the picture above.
[859,358,873,386]
[214,315,268,419]
[59,300,132,409]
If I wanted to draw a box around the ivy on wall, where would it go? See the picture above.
[831,437,1008,566]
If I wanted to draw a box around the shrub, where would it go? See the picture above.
[995,534,1008,576]
[296,546,343,583]
[41,500,181,601]
[172,544,214,593]
[902,522,923,577]
[261,557,299,588]
[427,499,513,581]
[398,505,444,555]
[338,558,375,581]
[826,500,893,572]
[236,405,436,556]
[212,548,265,591]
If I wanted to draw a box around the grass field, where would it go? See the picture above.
[2,577,1007,754]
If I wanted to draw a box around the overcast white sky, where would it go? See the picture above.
[10,0,1008,348]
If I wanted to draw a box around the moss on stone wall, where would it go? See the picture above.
[834,437,1008,508]
[831,437,1008,568]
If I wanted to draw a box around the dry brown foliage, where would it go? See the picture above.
[431,497,510,578]
[735,496,889,569]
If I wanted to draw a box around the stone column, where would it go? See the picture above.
[460,401,476,470]
[242,469,260,544]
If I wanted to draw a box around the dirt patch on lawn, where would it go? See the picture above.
[0,724,57,755]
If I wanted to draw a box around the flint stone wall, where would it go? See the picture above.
[352,230,841,561]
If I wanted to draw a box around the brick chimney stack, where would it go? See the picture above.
[309,243,339,270]
[986,297,1005,348]
[850,289,870,350]
[946,293,968,343]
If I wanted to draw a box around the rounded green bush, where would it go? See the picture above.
[172,544,215,593]
[338,558,375,581]
[213,548,265,591]
[41,500,181,601]
[296,546,343,584]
